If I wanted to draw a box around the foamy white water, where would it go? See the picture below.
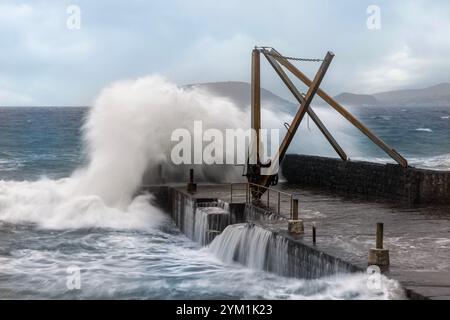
[0,76,248,229]
[353,153,450,171]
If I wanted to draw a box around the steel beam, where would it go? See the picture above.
[270,48,408,168]
[262,50,348,161]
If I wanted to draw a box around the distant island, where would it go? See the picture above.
[188,81,450,110]
[334,83,450,107]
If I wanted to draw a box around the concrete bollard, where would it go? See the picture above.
[288,199,304,235]
[368,222,389,268]
[187,168,197,193]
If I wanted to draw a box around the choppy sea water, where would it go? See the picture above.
[2,105,447,300]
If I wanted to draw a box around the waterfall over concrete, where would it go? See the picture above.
[194,204,230,245]
[209,223,359,279]
[171,191,231,245]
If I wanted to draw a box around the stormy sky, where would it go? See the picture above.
[1,0,450,106]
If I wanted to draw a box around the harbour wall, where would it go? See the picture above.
[282,154,450,204]
[163,187,362,279]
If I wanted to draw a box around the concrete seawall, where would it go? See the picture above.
[162,187,366,280]
[144,182,450,300]
[282,154,450,204]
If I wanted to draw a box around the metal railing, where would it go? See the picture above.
[230,182,294,218]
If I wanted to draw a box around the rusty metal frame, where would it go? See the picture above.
[268,48,408,168]
[276,51,334,163]
[247,47,408,193]
[262,50,348,161]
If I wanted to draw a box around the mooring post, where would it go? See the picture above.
[290,195,293,218]
[288,198,304,235]
[376,222,383,249]
[187,168,197,193]
[277,192,280,214]
[158,164,164,184]
[292,199,299,220]
[246,183,249,204]
[230,184,233,203]
[368,222,389,269]
[312,223,316,245]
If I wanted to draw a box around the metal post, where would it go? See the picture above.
[187,168,197,193]
[290,195,293,219]
[376,223,384,249]
[292,199,299,220]
[312,223,316,245]
[277,192,280,214]
[267,188,270,208]
[158,164,163,183]
[230,184,233,203]
[246,183,248,204]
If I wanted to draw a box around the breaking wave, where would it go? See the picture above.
[0,76,247,229]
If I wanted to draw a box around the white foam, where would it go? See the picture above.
[354,153,450,171]
[415,128,433,132]
[0,76,247,229]
[0,178,166,230]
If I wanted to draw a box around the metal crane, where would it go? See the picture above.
[245,47,407,196]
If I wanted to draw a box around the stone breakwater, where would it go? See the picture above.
[282,154,450,204]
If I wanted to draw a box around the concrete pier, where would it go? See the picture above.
[145,182,450,300]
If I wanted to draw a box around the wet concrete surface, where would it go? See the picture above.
[171,183,450,299]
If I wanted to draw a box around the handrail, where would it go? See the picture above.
[230,182,295,218]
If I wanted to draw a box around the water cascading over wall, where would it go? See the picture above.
[194,203,230,245]
[208,223,360,279]
[166,188,361,280]
[170,190,231,245]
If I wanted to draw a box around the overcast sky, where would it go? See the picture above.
[1,0,450,106]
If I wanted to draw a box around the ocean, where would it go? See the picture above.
[1,103,448,299]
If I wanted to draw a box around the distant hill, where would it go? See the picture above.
[186,81,297,114]
[186,81,450,109]
[373,83,450,106]
[334,83,450,107]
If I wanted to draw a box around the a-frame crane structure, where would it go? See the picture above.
[246,47,408,195]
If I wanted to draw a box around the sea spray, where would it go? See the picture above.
[0,76,406,279]
[68,75,250,206]
[0,75,365,219]
[0,76,248,229]
[0,178,166,230]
